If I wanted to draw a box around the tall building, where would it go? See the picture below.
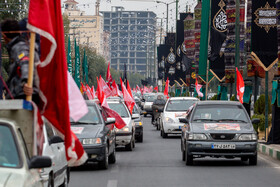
[102,7,157,78]
[63,0,106,57]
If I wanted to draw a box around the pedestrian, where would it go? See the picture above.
[1,19,40,103]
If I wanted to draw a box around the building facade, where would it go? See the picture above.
[102,7,157,78]
[63,0,108,59]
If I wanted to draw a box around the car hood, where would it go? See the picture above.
[0,168,27,187]
[163,112,187,122]
[71,124,103,139]
[190,122,254,133]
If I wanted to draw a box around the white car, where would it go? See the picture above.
[107,97,137,151]
[0,119,51,187]
[160,97,199,138]
[41,121,69,187]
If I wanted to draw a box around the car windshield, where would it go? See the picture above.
[192,104,249,123]
[146,95,156,102]
[71,105,101,124]
[108,103,130,118]
[0,125,20,168]
[166,100,197,111]
[132,105,140,114]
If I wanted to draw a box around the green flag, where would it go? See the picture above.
[198,0,212,82]
[67,36,72,76]
[82,49,89,84]
[74,39,81,88]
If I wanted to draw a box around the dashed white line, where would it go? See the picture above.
[107,180,118,187]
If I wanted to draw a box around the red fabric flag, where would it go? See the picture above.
[85,84,93,100]
[143,86,149,93]
[154,86,158,92]
[236,67,244,103]
[27,0,86,166]
[164,77,169,98]
[81,82,86,92]
[112,80,121,97]
[136,85,141,92]
[121,78,135,114]
[99,76,112,98]
[91,86,95,99]
[106,62,113,85]
[149,86,153,93]
[126,80,133,97]
[195,78,203,97]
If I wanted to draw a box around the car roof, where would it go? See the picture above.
[196,100,242,106]
[169,97,199,101]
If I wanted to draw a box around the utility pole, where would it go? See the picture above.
[234,0,240,98]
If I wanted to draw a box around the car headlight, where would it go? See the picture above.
[188,133,207,140]
[116,126,130,132]
[238,134,257,141]
[82,138,102,145]
[164,117,175,123]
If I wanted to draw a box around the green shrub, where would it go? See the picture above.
[169,92,175,97]
[254,94,272,115]
[230,95,235,101]
[251,114,272,132]
[210,94,218,100]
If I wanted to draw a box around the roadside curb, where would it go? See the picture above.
[258,143,280,161]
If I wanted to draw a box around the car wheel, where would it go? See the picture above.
[108,147,116,164]
[125,139,133,151]
[138,134,143,142]
[249,154,257,166]
[48,173,54,187]
[99,146,109,169]
[185,145,193,166]
[132,135,135,148]
[156,123,160,130]
[162,129,168,138]
[182,149,186,161]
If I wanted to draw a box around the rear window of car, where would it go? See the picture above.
[166,100,197,111]
[0,125,20,168]
[192,104,249,123]
[146,96,156,102]
[108,103,130,118]
[71,105,101,124]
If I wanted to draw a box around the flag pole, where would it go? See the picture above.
[26,32,36,101]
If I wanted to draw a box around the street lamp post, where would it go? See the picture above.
[156,1,176,33]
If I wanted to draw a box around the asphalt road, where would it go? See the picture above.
[69,116,280,187]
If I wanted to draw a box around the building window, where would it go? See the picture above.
[137,12,148,18]
[130,52,135,57]
[120,52,128,57]
[104,19,110,24]
[136,65,146,70]
[136,52,146,58]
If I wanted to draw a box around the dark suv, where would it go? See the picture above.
[71,100,116,169]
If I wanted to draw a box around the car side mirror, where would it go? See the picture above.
[179,118,189,124]
[49,135,64,145]
[106,117,116,125]
[132,114,140,119]
[251,118,260,124]
[29,156,52,169]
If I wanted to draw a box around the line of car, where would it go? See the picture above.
[142,93,260,166]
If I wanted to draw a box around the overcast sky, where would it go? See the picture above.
[67,0,198,32]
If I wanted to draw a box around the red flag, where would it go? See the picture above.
[121,78,135,114]
[99,76,112,98]
[126,80,133,97]
[195,78,203,97]
[236,67,244,103]
[112,80,121,97]
[154,86,158,92]
[106,62,113,85]
[143,86,149,93]
[136,85,141,92]
[91,86,95,99]
[85,84,93,100]
[164,77,169,98]
[81,82,86,92]
[27,0,86,166]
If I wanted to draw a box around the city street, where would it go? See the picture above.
[69,117,280,187]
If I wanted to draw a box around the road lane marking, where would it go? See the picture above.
[107,180,118,187]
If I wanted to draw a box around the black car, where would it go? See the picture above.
[132,104,143,142]
[179,101,260,166]
[71,100,116,169]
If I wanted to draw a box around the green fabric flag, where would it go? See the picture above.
[198,0,212,82]
[271,80,280,107]
[74,39,81,88]
[82,49,89,84]
[217,85,228,100]
[243,85,252,104]
[67,36,72,76]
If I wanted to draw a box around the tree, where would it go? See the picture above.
[0,1,28,20]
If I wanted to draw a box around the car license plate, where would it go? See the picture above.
[211,144,236,149]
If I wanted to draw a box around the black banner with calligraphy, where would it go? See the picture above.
[252,0,278,69]
[164,33,176,86]
[209,0,227,81]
